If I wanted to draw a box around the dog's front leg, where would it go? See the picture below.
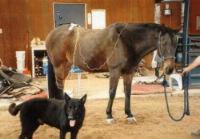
[59,130,66,139]
[71,130,78,139]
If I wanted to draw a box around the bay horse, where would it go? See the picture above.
[46,23,178,122]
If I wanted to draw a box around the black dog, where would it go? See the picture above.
[8,93,87,139]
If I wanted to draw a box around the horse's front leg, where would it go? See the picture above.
[106,70,120,123]
[123,74,136,123]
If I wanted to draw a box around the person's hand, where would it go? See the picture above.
[181,67,190,76]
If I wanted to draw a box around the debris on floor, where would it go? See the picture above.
[20,91,48,101]
[0,63,46,101]
[132,75,172,95]
[95,72,109,78]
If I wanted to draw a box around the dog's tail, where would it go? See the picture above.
[8,103,23,116]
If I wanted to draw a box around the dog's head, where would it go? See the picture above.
[64,93,87,127]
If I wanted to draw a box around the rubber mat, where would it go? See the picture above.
[132,84,171,95]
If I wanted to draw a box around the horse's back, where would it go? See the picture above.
[45,25,71,50]
[45,24,78,65]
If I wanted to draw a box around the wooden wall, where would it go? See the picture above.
[160,2,182,29]
[0,0,28,68]
[159,0,200,34]
[189,0,200,35]
[0,0,199,72]
[0,0,155,70]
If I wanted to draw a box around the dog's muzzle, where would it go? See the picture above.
[68,114,74,120]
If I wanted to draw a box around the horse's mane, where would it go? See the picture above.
[145,23,178,35]
[112,23,178,36]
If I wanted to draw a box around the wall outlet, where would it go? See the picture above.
[0,28,3,34]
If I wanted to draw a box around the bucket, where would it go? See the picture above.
[16,51,25,72]
[169,74,183,90]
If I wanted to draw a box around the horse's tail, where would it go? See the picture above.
[8,103,23,116]
[47,58,64,99]
[45,25,70,99]
[47,58,58,98]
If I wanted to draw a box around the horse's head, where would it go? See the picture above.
[157,26,178,75]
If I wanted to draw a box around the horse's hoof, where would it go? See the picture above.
[127,117,137,124]
[106,118,115,124]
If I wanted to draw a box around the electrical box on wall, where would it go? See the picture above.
[164,3,172,16]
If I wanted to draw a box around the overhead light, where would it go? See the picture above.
[163,0,182,2]
[155,0,183,3]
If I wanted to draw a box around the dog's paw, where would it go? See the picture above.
[106,118,115,124]
[127,117,137,124]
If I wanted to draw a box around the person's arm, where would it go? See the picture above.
[182,56,200,75]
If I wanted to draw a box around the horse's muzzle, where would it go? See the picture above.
[163,59,175,75]
[164,67,174,75]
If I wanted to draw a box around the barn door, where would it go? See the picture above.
[53,3,86,27]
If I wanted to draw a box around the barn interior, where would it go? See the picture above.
[0,0,200,139]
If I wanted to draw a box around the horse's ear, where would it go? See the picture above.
[161,24,165,26]
[115,23,126,34]
[159,24,167,35]
[173,27,181,34]
[64,93,71,102]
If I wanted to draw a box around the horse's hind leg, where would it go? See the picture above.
[54,62,72,99]
[123,74,136,122]
[106,69,120,123]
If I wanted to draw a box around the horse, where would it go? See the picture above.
[45,23,178,123]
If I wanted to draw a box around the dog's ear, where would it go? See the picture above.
[64,93,71,102]
[80,94,87,104]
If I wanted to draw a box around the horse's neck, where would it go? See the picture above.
[137,45,157,57]
[136,41,158,60]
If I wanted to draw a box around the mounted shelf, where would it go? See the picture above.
[31,43,48,78]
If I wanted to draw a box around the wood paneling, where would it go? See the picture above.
[159,0,200,34]
[0,0,155,69]
[0,0,28,67]
[189,0,200,35]
[160,2,181,29]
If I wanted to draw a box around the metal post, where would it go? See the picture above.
[77,73,81,97]
[182,0,190,115]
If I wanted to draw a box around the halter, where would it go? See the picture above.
[157,32,176,62]
[157,32,190,121]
